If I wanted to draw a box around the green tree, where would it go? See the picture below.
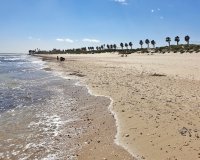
[107,44,110,49]
[129,42,133,49]
[185,35,190,45]
[120,43,124,50]
[110,44,113,50]
[151,40,156,48]
[125,43,128,49]
[113,44,117,50]
[166,37,171,47]
[145,39,150,49]
[175,36,180,45]
[139,40,143,49]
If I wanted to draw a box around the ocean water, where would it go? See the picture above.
[0,54,96,159]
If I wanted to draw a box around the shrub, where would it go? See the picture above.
[180,50,185,54]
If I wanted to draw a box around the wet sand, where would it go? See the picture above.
[36,53,200,160]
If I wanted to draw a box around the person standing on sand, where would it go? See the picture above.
[57,56,59,60]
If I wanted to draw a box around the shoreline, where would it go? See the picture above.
[76,80,136,158]
[39,55,135,159]
[35,53,200,160]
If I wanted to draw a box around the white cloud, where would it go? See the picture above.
[56,38,65,42]
[151,8,161,13]
[56,38,74,43]
[65,38,74,43]
[114,0,128,5]
[82,38,100,43]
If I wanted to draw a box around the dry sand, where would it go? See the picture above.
[36,53,200,160]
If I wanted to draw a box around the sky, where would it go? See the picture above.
[0,0,200,53]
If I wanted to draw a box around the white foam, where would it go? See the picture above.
[28,114,64,137]
[51,71,74,80]
[41,154,58,160]
[0,153,4,158]
[3,57,21,61]
[75,80,137,158]
[24,56,47,71]
[24,142,46,150]
[11,150,20,156]
[19,155,32,160]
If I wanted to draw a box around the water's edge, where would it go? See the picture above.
[38,55,137,159]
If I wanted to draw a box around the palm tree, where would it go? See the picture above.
[166,37,171,47]
[125,43,128,49]
[151,40,156,48]
[107,44,110,49]
[113,44,117,50]
[139,40,143,49]
[129,42,133,49]
[120,43,124,50]
[175,36,180,45]
[145,39,150,49]
[185,35,190,45]
[81,47,86,51]
[110,44,113,50]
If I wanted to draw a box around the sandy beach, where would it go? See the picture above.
[36,53,200,160]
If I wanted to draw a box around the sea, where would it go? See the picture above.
[0,53,95,160]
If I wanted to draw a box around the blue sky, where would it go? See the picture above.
[0,0,200,53]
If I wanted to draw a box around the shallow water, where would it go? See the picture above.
[0,54,105,159]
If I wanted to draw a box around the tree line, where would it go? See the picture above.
[166,35,190,47]
[92,35,190,51]
[29,35,192,55]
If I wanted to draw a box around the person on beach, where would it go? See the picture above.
[60,57,65,61]
[57,56,59,60]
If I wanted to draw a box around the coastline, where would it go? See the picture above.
[39,55,134,159]
[35,53,200,160]
[76,80,135,158]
